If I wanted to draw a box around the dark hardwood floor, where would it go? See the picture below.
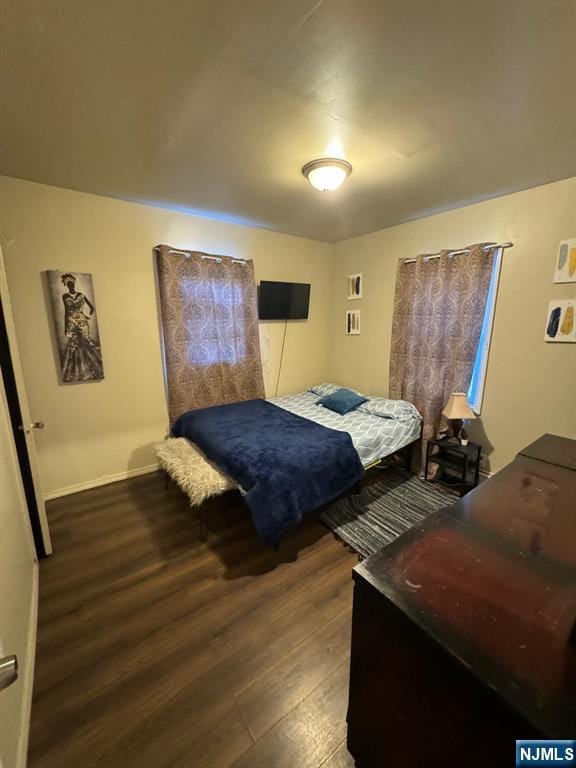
[29,472,359,768]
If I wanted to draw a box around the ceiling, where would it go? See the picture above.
[2,0,576,242]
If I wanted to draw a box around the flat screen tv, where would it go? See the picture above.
[258,281,310,320]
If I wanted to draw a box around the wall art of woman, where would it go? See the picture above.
[59,272,104,381]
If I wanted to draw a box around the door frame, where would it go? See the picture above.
[0,247,52,557]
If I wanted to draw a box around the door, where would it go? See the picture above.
[0,364,38,768]
[0,247,51,556]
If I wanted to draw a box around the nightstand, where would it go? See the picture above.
[424,437,482,497]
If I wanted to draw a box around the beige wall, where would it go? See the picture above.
[0,176,332,497]
[2,174,575,496]
[328,176,576,473]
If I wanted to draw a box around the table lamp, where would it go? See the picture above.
[442,392,476,445]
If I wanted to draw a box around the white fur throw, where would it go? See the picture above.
[154,437,236,507]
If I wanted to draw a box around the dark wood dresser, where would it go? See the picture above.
[347,434,576,767]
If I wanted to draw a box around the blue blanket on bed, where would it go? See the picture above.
[172,399,364,546]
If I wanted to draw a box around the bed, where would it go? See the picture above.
[163,383,422,546]
[271,383,422,468]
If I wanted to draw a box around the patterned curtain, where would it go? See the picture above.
[155,245,265,425]
[389,243,496,469]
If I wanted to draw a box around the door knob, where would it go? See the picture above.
[0,655,18,691]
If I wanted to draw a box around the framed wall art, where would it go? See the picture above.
[46,270,105,381]
[544,299,575,343]
[346,309,361,335]
[347,273,363,300]
[553,240,576,283]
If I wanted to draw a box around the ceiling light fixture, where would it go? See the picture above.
[301,157,352,192]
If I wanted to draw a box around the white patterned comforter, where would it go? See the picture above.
[270,391,421,467]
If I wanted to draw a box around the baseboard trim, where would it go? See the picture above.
[44,463,160,500]
[17,562,38,768]
[45,462,494,500]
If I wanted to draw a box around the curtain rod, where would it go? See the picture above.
[167,248,246,265]
[402,242,513,265]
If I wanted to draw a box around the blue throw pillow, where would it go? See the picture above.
[317,388,368,415]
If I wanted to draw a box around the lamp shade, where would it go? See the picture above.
[442,392,476,421]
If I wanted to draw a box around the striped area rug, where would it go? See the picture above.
[319,467,455,558]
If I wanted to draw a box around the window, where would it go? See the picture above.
[467,247,502,413]
[181,277,246,365]
[155,245,265,421]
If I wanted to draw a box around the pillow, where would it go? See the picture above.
[309,382,360,398]
[309,382,342,398]
[317,388,368,415]
[358,397,422,423]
